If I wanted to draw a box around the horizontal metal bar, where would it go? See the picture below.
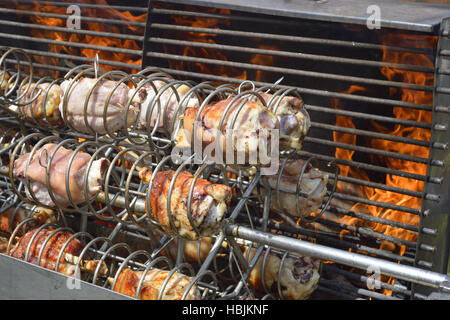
[332,192,421,216]
[148,37,435,74]
[14,48,141,70]
[0,32,142,55]
[325,205,419,233]
[226,224,450,290]
[151,7,300,27]
[306,105,432,129]
[313,217,418,248]
[304,136,430,166]
[3,0,148,12]
[246,214,417,265]
[0,8,147,27]
[319,278,400,300]
[149,23,435,55]
[295,149,432,184]
[147,51,433,92]
[0,19,144,41]
[323,264,419,298]
[152,68,433,111]
[310,122,435,150]
[4,59,71,73]
[315,285,362,300]
[330,174,425,200]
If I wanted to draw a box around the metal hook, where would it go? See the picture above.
[264,76,284,94]
[238,80,255,94]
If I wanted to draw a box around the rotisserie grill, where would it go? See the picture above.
[0,0,449,301]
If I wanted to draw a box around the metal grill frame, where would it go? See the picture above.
[142,0,450,299]
[0,0,448,300]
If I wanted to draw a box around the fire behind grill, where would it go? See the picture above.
[0,0,449,300]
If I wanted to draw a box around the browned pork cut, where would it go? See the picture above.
[14,143,109,207]
[59,78,140,134]
[109,268,200,300]
[260,93,310,150]
[178,96,280,162]
[0,206,55,234]
[131,80,199,132]
[9,227,107,276]
[263,159,329,218]
[17,82,63,125]
[244,247,320,300]
[177,93,310,164]
[139,167,232,240]
[166,237,216,264]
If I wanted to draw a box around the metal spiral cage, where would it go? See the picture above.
[0,48,448,300]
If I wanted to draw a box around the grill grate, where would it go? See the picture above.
[0,0,448,300]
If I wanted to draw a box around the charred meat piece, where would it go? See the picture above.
[131,80,199,132]
[260,93,310,150]
[178,96,280,163]
[262,159,329,218]
[110,268,200,300]
[14,143,109,207]
[59,78,140,134]
[139,167,232,240]
[18,82,63,125]
[9,227,107,276]
[245,247,320,300]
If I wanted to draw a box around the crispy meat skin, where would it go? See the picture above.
[0,207,54,234]
[245,247,320,300]
[263,159,329,218]
[139,168,231,240]
[59,78,139,134]
[10,227,84,276]
[260,93,310,150]
[179,96,279,161]
[111,268,200,300]
[14,143,109,207]
[178,94,310,162]
[18,82,63,125]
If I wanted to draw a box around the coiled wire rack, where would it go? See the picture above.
[0,47,448,300]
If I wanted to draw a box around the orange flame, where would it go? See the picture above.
[333,33,436,294]
[12,0,146,76]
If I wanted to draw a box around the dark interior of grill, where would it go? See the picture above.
[0,0,448,301]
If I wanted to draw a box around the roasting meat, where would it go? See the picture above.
[177,93,310,163]
[14,143,109,207]
[260,93,310,150]
[139,167,232,240]
[10,227,81,276]
[131,80,199,133]
[245,247,320,300]
[166,237,216,264]
[0,236,8,253]
[110,268,200,300]
[18,82,63,125]
[0,206,55,234]
[262,159,329,218]
[59,78,140,134]
[9,227,107,276]
[177,96,280,163]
